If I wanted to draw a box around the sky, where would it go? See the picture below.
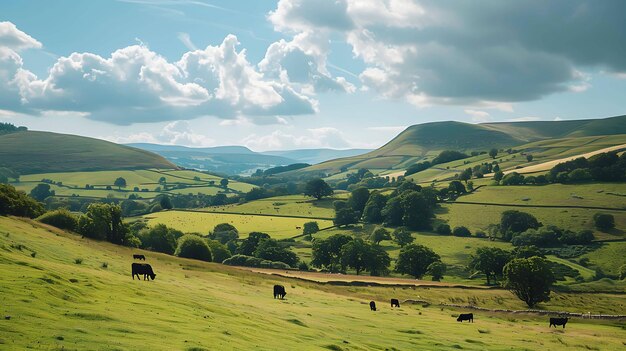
[0,0,625,151]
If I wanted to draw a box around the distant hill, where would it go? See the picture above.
[127,143,256,155]
[290,115,626,176]
[0,131,176,174]
[262,148,373,165]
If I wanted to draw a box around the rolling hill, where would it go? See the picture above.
[290,115,626,177]
[262,148,373,165]
[0,131,176,174]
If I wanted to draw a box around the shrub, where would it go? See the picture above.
[37,209,78,231]
[206,240,231,263]
[222,254,292,269]
[0,183,45,218]
[101,262,108,269]
[175,235,212,262]
[298,261,309,271]
[435,223,451,235]
[474,230,486,238]
[452,226,471,237]
[74,258,83,264]
[593,213,615,231]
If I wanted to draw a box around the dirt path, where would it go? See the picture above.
[499,143,626,175]
[235,267,493,289]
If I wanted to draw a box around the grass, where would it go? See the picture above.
[203,194,337,219]
[143,211,334,239]
[0,131,174,173]
[1,215,626,350]
[581,242,626,276]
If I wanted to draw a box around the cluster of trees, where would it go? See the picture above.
[311,233,444,279]
[333,181,438,230]
[404,150,470,176]
[334,168,398,191]
[469,245,555,307]
[497,151,626,185]
[0,122,27,135]
[257,163,310,176]
[0,184,45,218]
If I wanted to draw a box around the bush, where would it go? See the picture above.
[222,254,292,269]
[74,258,83,264]
[593,213,615,231]
[474,230,487,238]
[298,261,309,271]
[452,226,471,237]
[0,183,45,218]
[175,235,212,262]
[435,223,451,235]
[206,240,231,263]
[37,209,78,231]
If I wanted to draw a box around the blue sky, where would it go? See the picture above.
[1,0,625,151]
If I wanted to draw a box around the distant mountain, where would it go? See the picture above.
[127,143,256,155]
[0,131,176,174]
[288,115,626,176]
[262,148,373,165]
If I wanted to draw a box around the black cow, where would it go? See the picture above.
[391,299,400,308]
[273,284,287,299]
[131,263,156,280]
[457,313,473,322]
[370,301,377,311]
[133,254,146,260]
[549,317,568,328]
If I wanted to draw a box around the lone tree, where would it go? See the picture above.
[469,247,511,285]
[593,213,615,231]
[158,176,167,184]
[500,210,541,239]
[220,178,229,188]
[395,244,441,279]
[427,261,446,281]
[392,227,414,247]
[370,227,391,245]
[159,195,173,210]
[489,148,498,159]
[114,177,127,189]
[29,183,55,201]
[304,178,333,200]
[302,221,320,239]
[526,154,533,162]
[503,257,555,308]
[175,235,212,262]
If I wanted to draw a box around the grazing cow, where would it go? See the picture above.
[133,254,146,260]
[391,299,400,308]
[457,313,473,323]
[549,317,568,328]
[273,284,287,299]
[370,301,377,311]
[295,226,302,230]
[131,263,156,280]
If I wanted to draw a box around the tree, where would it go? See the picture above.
[395,244,441,279]
[78,203,128,244]
[209,223,239,244]
[361,191,386,223]
[503,257,555,308]
[392,227,414,247]
[459,168,472,183]
[206,240,231,263]
[0,174,8,184]
[220,178,229,188]
[427,261,446,281]
[447,180,466,196]
[175,235,212,261]
[237,232,270,256]
[158,176,167,184]
[511,245,544,259]
[348,187,370,215]
[304,178,333,200]
[365,243,391,276]
[137,224,183,254]
[302,221,320,239]
[114,177,127,189]
[37,208,78,231]
[435,223,451,235]
[526,154,533,162]
[452,226,471,237]
[30,183,55,201]
[400,191,434,230]
[494,171,504,182]
[159,195,173,210]
[500,210,541,239]
[370,227,391,244]
[593,213,615,231]
[468,247,511,285]
[254,238,298,267]
[311,234,352,272]
[489,148,498,159]
[334,207,358,227]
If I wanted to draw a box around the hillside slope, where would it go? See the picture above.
[1,216,625,350]
[292,115,626,176]
[0,131,176,174]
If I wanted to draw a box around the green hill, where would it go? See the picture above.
[291,115,626,176]
[0,131,176,174]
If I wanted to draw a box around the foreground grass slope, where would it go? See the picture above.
[0,131,175,173]
[1,216,626,350]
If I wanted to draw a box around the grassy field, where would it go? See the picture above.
[203,195,337,219]
[2,216,626,350]
[581,242,626,276]
[12,169,255,200]
[143,211,334,239]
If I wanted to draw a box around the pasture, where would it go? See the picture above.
[1,216,625,350]
[143,211,334,239]
[203,194,337,219]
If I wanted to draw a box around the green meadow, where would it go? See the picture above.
[2,216,626,350]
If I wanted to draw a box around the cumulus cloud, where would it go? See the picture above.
[0,23,319,125]
[105,120,215,146]
[0,22,42,51]
[243,127,355,151]
[270,0,626,106]
[464,109,491,123]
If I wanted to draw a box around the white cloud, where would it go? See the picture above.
[104,120,215,146]
[177,32,197,50]
[243,127,356,151]
[508,116,542,122]
[367,126,407,133]
[0,22,319,125]
[0,22,42,51]
[464,109,491,123]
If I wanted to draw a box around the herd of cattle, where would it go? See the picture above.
[131,254,571,328]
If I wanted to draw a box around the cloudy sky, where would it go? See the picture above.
[1,0,625,151]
